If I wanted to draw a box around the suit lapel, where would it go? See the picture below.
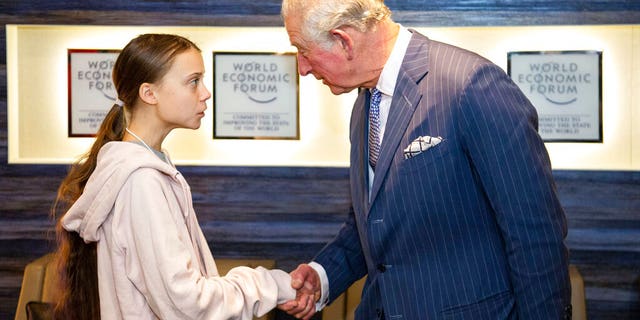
[350,90,369,215]
[368,75,421,206]
[368,32,430,208]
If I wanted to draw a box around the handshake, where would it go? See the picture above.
[278,264,322,320]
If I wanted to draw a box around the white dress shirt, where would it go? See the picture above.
[367,25,412,195]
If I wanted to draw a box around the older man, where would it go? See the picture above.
[279,1,572,319]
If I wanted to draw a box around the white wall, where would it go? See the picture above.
[7,25,639,169]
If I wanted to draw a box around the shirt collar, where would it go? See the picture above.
[375,25,412,97]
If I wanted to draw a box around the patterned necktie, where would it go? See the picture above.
[368,88,382,170]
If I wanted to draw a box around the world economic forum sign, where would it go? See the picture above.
[213,52,299,140]
[508,50,602,142]
[67,49,120,137]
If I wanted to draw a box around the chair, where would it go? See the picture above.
[15,254,56,320]
[15,253,276,320]
[569,264,588,320]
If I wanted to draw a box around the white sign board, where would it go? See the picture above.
[213,52,299,139]
[68,49,120,136]
[508,51,602,142]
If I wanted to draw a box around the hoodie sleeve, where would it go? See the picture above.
[114,168,295,319]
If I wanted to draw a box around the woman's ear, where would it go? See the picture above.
[330,28,354,59]
[138,83,158,105]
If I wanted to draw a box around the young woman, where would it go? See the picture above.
[51,33,299,319]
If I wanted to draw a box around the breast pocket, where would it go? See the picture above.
[397,140,454,176]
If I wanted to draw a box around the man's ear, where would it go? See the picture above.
[330,28,354,59]
[138,83,158,105]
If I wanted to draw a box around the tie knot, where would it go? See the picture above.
[371,88,382,106]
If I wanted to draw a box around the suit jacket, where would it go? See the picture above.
[314,31,572,319]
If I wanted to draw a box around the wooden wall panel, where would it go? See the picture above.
[1,1,639,319]
[555,171,640,319]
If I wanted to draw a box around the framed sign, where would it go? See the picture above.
[213,52,299,139]
[508,50,602,142]
[68,49,120,137]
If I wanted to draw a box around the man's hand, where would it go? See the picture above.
[277,264,321,320]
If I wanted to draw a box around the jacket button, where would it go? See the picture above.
[377,264,387,272]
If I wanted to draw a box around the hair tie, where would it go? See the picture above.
[115,98,124,107]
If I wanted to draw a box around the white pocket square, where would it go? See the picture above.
[403,136,443,159]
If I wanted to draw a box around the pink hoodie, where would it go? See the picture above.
[62,142,294,319]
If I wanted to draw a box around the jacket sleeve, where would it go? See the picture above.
[458,63,571,318]
[313,205,368,303]
[115,169,295,320]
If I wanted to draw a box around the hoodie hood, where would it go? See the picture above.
[62,141,182,242]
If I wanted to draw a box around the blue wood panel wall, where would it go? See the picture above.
[1,1,639,319]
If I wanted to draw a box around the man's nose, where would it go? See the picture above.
[297,55,312,76]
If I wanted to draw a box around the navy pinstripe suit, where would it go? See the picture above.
[314,31,572,319]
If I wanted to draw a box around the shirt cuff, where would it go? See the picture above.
[308,261,329,311]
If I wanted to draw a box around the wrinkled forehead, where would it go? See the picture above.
[284,15,307,46]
